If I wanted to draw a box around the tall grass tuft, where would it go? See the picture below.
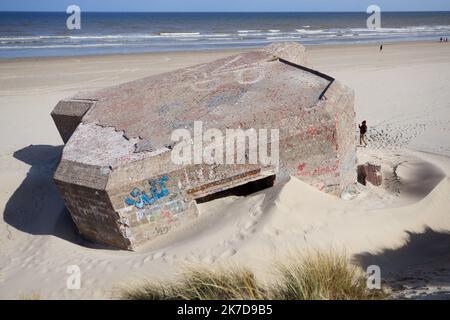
[18,292,43,300]
[269,251,385,300]
[122,265,267,300]
[122,251,387,300]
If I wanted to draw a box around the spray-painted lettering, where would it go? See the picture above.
[125,176,170,208]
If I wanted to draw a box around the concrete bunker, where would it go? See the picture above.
[51,42,356,250]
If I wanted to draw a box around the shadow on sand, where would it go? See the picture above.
[354,227,450,299]
[3,144,80,243]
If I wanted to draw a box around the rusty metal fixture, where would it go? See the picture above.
[357,163,383,186]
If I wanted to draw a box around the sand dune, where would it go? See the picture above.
[0,42,449,299]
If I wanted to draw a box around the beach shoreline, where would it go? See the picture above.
[0,39,442,63]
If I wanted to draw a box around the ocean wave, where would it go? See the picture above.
[296,29,328,34]
[175,38,200,41]
[266,36,302,40]
[238,30,262,33]
[207,37,238,41]
[1,25,449,43]
[158,32,200,37]
[0,43,131,50]
[1,24,449,53]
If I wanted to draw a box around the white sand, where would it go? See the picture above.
[0,42,449,299]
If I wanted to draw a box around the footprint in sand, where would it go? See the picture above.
[201,255,216,264]
[153,251,166,260]
[185,254,199,263]
[163,254,177,264]
[229,233,245,242]
[249,204,263,217]
[244,220,257,231]
[220,248,237,259]
[240,219,258,237]
[98,260,109,266]
[266,228,281,236]
[143,255,153,263]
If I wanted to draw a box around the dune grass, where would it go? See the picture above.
[269,251,385,300]
[18,292,43,300]
[122,265,267,300]
[122,251,387,300]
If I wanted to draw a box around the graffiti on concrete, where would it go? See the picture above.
[125,176,169,209]
[295,160,339,177]
[135,198,188,239]
[297,163,306,173]
[160,209,173,224]
[191,55,266,93]
[154,225,169,236]
[135,198,187,224]
[296,152,355,178]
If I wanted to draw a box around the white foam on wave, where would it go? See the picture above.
[238,30,262,33]
[296,29,328,34]
[0,36,42,41]
[159,32,200,37]
[207,37,237,41]
[197,33,233,38]
[266,36,302,40]
[0,43,131,50]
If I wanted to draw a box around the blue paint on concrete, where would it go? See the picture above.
[124,175,170,209]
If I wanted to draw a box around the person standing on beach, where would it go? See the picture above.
[359,121,368,147]
[380,44,383,52]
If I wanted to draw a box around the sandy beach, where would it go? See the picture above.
[0,41,449,299]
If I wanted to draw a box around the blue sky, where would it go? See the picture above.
[1,0,449,12]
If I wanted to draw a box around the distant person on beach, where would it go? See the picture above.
[440,37,443,42]
[359,121,368,147]
[380,45,383,52]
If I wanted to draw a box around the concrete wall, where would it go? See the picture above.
[54,160,131,249]
[51,99,95,143]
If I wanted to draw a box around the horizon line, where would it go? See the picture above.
[1,10,450,13]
